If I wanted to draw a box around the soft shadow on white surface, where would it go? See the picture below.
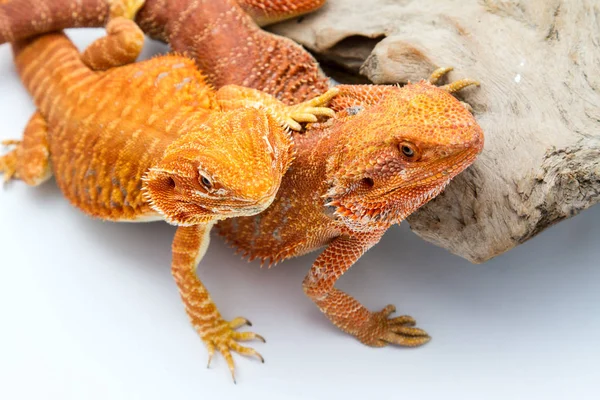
[1,30,599,400]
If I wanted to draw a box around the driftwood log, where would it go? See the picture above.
[270,0,600,263]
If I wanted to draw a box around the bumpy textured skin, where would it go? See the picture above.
[81,15,145,70]
[219,81,484,346]
[236,0,326,26]
[0,0,485,352]
[0,0,330,104]
[0,18,338,380]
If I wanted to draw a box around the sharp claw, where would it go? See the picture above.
[251,351,265,364]
[206,340,216,368]
[201,316,266,382]
[231,331,267,343]
[286,118,303,131]
[229,317,252,329]
[320,108,336,118]
[428,66,454,84]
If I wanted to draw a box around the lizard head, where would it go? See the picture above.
[144,108,293,226]
[326,81,484,229]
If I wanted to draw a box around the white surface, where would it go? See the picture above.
[1,30,599,400]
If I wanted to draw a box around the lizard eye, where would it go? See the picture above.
[200,175,213,189]
[399,142,420,160]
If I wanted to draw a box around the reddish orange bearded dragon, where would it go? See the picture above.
[0,14,338,381]
[0,0,484,379]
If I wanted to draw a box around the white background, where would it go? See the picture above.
[1,30,599,400]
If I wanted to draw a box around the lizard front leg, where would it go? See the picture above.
[172,223,264,382]
[215,84,339,131]
[0,111,51,185]
[303,232,431,347]
[81,17,145,71]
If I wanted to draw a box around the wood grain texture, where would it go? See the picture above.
[271,0,600,262]
[0,0,489,347]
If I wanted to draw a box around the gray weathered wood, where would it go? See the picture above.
[270,0,600,263]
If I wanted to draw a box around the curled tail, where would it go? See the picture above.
[12,32,94,115]
[0,0,142,44]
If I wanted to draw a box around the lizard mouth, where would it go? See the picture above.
[389,149,478,194]
[195,189,277,218]
[329,148,479,225]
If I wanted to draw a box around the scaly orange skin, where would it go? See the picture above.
[0,17,338,380]
[0,0,485,352]
[219,81,484,345]
[0,0,329,104]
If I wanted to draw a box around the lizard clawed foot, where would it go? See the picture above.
[428,67,479,113]
[2,139,20,147]
[357,304,431,347]
[0,140,20,184]
[201,316,266,383]
[428,66,480,94]
[282,87,340,131]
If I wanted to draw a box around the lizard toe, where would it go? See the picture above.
[202,316,266,382]
[284,87,340,131]
[0,148,19,184]
[357,305,431,348]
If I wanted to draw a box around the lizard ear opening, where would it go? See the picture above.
[144,168,211,226]
[144,168,178,220]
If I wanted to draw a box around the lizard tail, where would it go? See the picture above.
[11,33,95,115]
[0,0,115,44]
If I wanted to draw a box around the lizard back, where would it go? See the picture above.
[12,33,217,220]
